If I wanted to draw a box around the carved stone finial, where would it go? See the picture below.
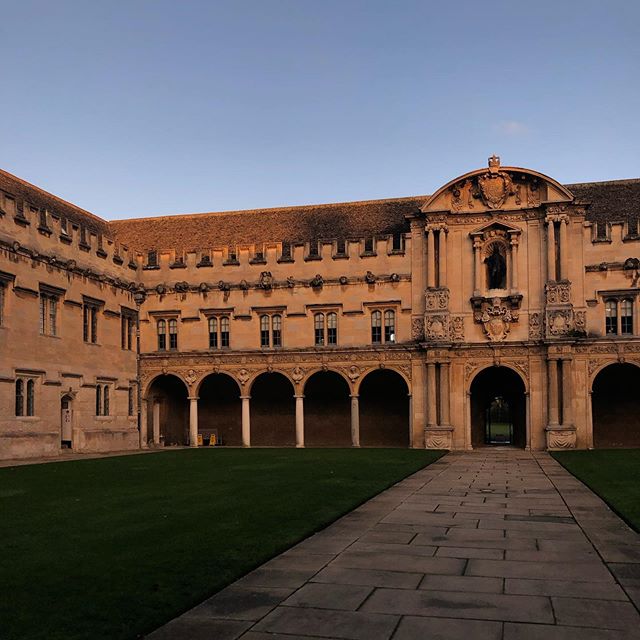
[488,154,501,172]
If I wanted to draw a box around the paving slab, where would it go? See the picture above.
[145,450,640,639]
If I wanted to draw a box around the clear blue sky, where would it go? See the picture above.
[1,1,638,220]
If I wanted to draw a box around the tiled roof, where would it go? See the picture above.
[0,169,112,236]
[567,179,640,224]
[109,196,425,252]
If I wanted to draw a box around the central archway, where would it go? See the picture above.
[470,366,526,448]
[592,363,640,448]
[250,372,295,446]
[304,371,351,446]
[198,373,241,446]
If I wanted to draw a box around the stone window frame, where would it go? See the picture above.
[599,290,638,337]
[120,307,136,351]
[15,376,36,417]
[259,312,284,348]
[361,236,377,257]
[207,314,231,350]
[39,284,65,338]
[95,383,111,417]
[82,296,103,344]
[313,310,339,347]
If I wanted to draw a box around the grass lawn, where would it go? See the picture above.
[1,448,443,640]
[552,449,640,532]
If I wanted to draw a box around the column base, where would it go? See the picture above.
[425,425,454,450]
[296,444,304,449]
[545,425,576,450]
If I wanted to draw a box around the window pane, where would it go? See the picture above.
[314,313,324,346]
[336,239,346,255]
[103,386,109,416]
[392,233,403,251]
[220,317,230,347]
[96,385,102,416]
[27,380,35,416]
[169,319,177,334]
[605,301,618,335]
[91,307,97,343]
[83,305,89,342]
[15,379,24,416]
[169,319,177,349]
[0,284,4,326]
[49,297,57,336]
[371,310,382,343]
[158,320,166,350]
[128,387,134,416]
[384,310,396,343]
[327,313,337,345]
[272,315,282,347]
[621,299,633,335]
[40,297,46,334]
[260,315,270,347]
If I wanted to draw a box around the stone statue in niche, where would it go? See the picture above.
[486,245,507,289]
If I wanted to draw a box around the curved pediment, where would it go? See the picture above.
[422,156,574,214]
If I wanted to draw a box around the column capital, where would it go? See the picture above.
[239,395,251,400]
[349,393,359,399]
[188,396,199,401]
[293,394,305,399]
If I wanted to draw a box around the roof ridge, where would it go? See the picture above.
[108,194,428,224]
[0,168,109,225]
[566,178,640,187]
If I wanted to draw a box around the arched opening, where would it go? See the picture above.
[592,363,640,448]
[146,375,189,446]
[198,373,241,446]
[60,394,73,448]
[251,372,295,446]
[470,366,526,448]
[304,371,351,446]
[359,370,409,447]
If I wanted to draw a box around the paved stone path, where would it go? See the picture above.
[148,451,640,639]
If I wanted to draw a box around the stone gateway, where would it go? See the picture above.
[1,157,639,459]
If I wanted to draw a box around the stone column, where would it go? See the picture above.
[189,397,198,447]
[473,238,482,296]
[426,362,437,428]
[294,394,305,448]
[152,400,160,445]
[410,221,426,314]
[139,398,148,449]
[561,358,573,425]
[559,217,569,280]
[426,229,435,288]
[350,394,360,447]
[439,227,447,288]
[439,362,450,426]
[241,395,251,447]
[547,358,560,426]
[547,219,556,282]
[510,236,519,293]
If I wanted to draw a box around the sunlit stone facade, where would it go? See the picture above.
[1,158,639,459]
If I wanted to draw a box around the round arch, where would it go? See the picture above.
[247,369,294,395]
[143,371,189,400]
[146,374,189,446]
[195,370,241,396]
[251,371,296,446]
[592,362,640,448]
[465,363,530,395]
[469,366,526,448]
[300,367,353,393]
[304,370,351,446]
[358,369,410,447]
[198,372,242,446]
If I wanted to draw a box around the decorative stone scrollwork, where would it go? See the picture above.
[237,369,251,386]
[545,281,571,305]
[425,314,450,341]
[450,316,465,342]
[588,359,600,376]
[473,297,518,342]
[411,317,425,342]
[425,287,449,310]
[546,309,572,336]
[545,427,576,450]
[528,312,542,340]
[347,365,362,382]
[291,366,304,384]
[425,427,453,450]
[574,310,586,332]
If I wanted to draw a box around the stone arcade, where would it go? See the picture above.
[1,157,639,459]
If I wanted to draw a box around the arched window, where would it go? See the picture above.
[384,310,396,343]
[220,317,230,347]
[26,380,35,416]
[96,385,102,416]
[314,313,325,346]
[157,319,166,350]
[272,314,282,347]
[371,310,382,344]
[327,312,338,345]
[208,317,218,348]
[168,319,178,350]
[605,300,618,335]
[103,385,109,416]
[260,315,270,347]
[15,379,24,416]
[621,299,633,335]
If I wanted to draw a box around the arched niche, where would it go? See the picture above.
[250,372,296,446]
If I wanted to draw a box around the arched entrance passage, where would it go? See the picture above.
[359,370,409,447]
[470,366,526,448]
[250,372,295,446]
[304,371,351,446]
[593,363,640,448]
[146,375,189,446]
[198,373,241,446]
[61,394,73,448]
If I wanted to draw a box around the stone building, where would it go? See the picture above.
[1,157,639,459]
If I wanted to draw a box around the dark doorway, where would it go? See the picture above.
[198,373,241,446]
[359,370,409,447]
[593,363,640,448]
[470,366,526,448]
[61,395,73,448]
[251,372,295,446]
[147,375,189,446]
[304,371,351,446]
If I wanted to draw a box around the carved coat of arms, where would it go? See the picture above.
[478,171,515,210]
